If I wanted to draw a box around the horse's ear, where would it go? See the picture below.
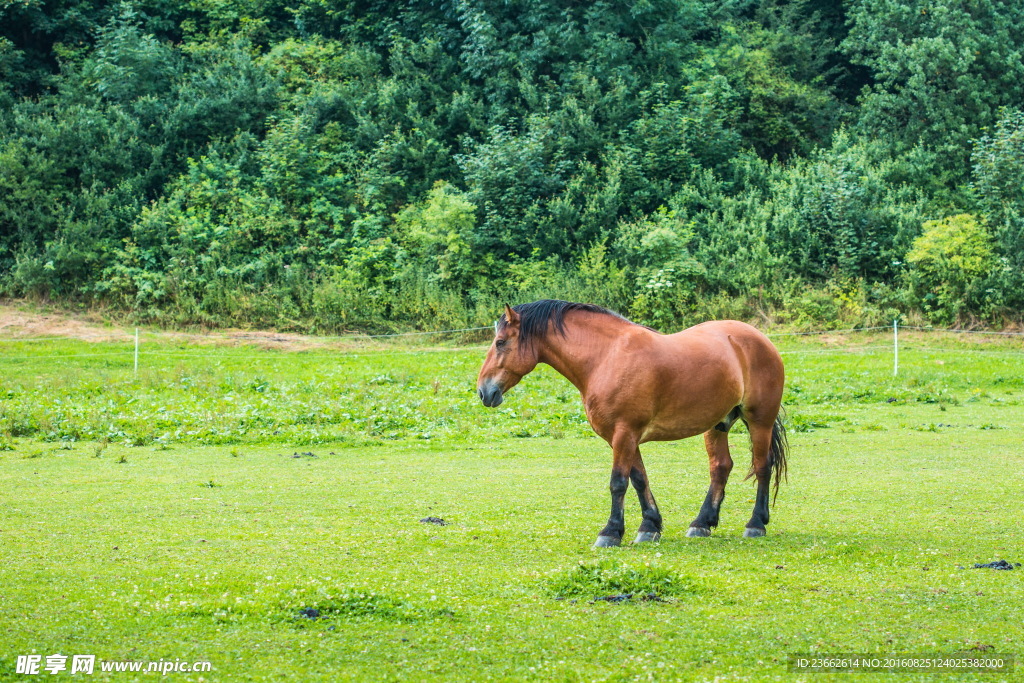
[504,304,520,327]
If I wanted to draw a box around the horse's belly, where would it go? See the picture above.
[639,418,714,443]
[584,353,744,443]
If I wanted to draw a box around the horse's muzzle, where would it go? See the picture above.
[478,381,503,408]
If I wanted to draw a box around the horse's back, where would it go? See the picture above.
[577,318,783,442]
[662,320,783,414]
[612,319,779,382]
[673,319,770,343]
[672,320,782,367]
[675,319,784,419]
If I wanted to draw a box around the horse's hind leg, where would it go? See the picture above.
[743,420,774,538]
[687,429,733,537]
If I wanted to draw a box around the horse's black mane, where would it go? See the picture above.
[498,299,633,348]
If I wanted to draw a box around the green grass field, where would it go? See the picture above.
[1,327,1023,681]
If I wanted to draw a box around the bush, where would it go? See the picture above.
[971,108,1024,310]
[905,214,997,323]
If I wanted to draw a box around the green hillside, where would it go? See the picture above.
[2,1,1023,331]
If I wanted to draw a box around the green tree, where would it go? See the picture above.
[971,108,1024,309]
[393,182,478,290]
[905,214,997,322]
[843,0,1024,186]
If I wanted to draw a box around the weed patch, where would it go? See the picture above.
[288,591,453,625]
[545,561,698,601]
[181,589,454,627]
[789,413,848,432]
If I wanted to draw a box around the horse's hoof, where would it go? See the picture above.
[685,526,711,538]
[633,531,661,544]
[743,527,766,538]
[592,535,621,548]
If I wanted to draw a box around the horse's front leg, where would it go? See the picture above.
[593,431,639,548]
[630,457,662,543]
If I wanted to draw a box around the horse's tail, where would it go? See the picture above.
[769,408,789,505]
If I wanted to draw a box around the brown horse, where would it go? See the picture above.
[476,300,788,548]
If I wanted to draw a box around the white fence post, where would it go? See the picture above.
[893,319,898,377]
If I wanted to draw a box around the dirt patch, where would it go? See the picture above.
[0,301,489,352]
[0,302,486,352]
[588,593,668,604]
[419,516,448,526]
[0,303,333,348]
[973,560,1020,570]
[0,304,131,342]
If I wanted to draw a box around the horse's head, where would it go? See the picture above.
[476,304,539,407]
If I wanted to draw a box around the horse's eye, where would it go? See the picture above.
[496,339,507,349]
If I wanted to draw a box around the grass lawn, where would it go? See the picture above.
[1,329,1022,681]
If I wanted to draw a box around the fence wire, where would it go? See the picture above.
[1,323,1022,365]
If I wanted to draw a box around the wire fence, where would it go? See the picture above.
[1,321,1022,371]
[0,322,493,364]
[900,326,1024,337]
[0,326,493,343]
[767,325,893,336]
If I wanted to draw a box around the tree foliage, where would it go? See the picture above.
[906,214,997,322]
[1,0,1023,329]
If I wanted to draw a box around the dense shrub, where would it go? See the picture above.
[2,1,1023,328]
[905,214,997,324]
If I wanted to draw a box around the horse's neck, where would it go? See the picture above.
[536,314,630,393]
